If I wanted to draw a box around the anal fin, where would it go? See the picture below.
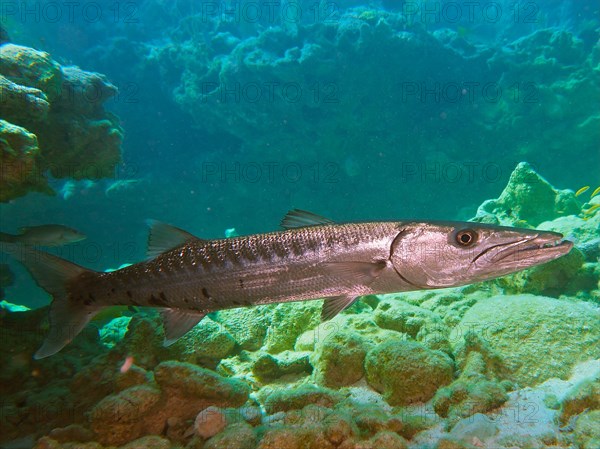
[161,309,207,346]
[321,294,358,321]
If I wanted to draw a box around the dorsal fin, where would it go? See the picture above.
[280,209,334,229]
[146,219,200,258]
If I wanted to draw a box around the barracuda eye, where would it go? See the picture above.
[455,229,477,247]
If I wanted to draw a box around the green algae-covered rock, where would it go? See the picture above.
[365,340,454,406]
[296,314,404,352]
[216,306,272,350]
[367,430,409,449]
[323,412,358,446]
[574,410,600,449]
[560,377,600,424]
[312,330,372,388]
[89,385,163,446]
[374,299,442,337]
[453,295,600,387]
[0,44,62,100]
[119,435,173,449]
[167,316,236,362]
[115,315,166,369]
[252,351,312,382]
[374,298,451,354]
[257,425,335,449]
[338,430,409,449]
[90,385,161,422]
[205,422,257,449]
[0,43,123,200]
[154,361,250,405]
[538,213,600,262]
[0,75,50,122]
[47,424,94,443]
[264,383,342,413]
[432,351,508,422]
[0,119,48,201]
[264,302,321,353]
[473,162,580,227]
[33,438,103,449]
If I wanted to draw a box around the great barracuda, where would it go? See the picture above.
[15,209,572,359]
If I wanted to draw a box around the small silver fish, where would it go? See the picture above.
[0,225,86,246]
[15,209,572,359]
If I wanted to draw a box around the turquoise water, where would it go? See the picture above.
[1,1,599,448]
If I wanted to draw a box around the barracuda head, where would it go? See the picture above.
[390,222,573,289]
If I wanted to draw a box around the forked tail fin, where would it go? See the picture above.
[12,247,102,359]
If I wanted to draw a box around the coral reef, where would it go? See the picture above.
[473,162,580,227]
[135,10,600,215]
[1,163,599,449]
[0,43,123,201]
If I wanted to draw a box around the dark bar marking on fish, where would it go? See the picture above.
[291,240,304,256]
[201,288,211,299]
[149,293,168,307]
[272,240,288,258]
[240,245,258,263]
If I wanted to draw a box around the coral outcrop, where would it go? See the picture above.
[0,43,123,201]
[452,295,600,387]
[473,162,580,227]
[365,340,454,406]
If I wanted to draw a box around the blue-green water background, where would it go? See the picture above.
[1,0,599,307]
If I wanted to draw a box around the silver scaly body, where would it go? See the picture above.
[80,222,406,311]
[15,210,573,358]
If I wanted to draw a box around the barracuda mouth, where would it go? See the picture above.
[491,233,573,264]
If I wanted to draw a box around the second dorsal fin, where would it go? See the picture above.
[280,209,334,229]
[146,219,201,258]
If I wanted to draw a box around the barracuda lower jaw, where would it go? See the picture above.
[523,238,567,251]
[493,236,572,264]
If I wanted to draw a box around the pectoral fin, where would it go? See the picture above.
[321,294,359,321]
[161,309,207,346]
[322,260,387,284]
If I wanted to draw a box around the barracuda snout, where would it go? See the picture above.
[390,222,573,289]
